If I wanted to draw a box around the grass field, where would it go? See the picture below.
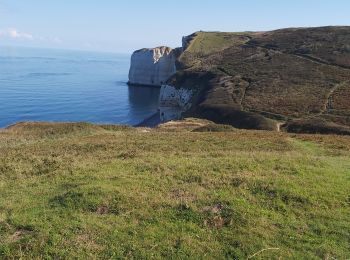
[0,121,349,259]
[183,32,249,56]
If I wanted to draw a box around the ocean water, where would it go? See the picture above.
[0,46,160,128]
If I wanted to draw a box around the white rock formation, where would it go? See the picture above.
[159,85,193,122]
[128,44,194,123]
[128,46,177,86]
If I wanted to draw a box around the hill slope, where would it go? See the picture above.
[0,122,350,258]
[170,27,350,133]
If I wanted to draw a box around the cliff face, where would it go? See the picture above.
[128,46,177,87]
[159,85,193,122]
[128,46,190,122]
[130,26,350,133]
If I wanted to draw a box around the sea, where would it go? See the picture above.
[0,46,160,128]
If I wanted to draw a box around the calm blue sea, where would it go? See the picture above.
[0,46,160,128]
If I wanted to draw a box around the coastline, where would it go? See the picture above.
[0,110,162,130]
[127,81,162,88]
[135,111,161,128]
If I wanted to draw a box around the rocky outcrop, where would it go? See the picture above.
[159,85,193,122]
[128,46,192,122]
[128,46,177,87]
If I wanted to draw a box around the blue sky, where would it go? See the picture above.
[0,0,349,53]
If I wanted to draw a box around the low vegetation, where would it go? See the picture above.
[284,117,350,135]
[0,121,349,259]
[173,27,350,133]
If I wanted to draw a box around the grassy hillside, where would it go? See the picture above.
[178,31,252,69]
[1,121,350,259]
[172,27,350,133]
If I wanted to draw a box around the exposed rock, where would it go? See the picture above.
[128,46,177,86]
[159,85,193,122]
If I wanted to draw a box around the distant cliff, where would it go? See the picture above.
[128,46,178,87]
[129,26,350,134]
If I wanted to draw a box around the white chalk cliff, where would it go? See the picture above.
[129,42,194,123]
[128,46,177,86]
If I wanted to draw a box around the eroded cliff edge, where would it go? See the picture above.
[128,45,192,124]
[130,26,350,134]
[128,46,179,87]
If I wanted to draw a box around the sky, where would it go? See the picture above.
[0,0,349,53]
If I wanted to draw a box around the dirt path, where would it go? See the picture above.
[246,42,350,71]
[276,122,285,132]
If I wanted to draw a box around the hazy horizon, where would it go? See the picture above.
[1,0,350,53]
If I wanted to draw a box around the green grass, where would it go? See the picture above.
[184,32,248,56]
[0,122,350,259]
[175,27,350,132]
[178,31,251,70]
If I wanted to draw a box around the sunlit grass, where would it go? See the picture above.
[0,122,349,259]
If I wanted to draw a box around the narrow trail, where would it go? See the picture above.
[293,53,350,70]
[276,122,285,132]
[318,81,349,115]
[216,68,252,110]
[322,84,340,114]
[240,78,252,110]
[245,42,350,71]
